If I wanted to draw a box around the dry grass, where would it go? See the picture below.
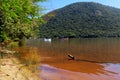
[14,47,41,73]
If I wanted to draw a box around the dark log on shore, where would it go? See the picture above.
[0,49,16,58]
[0,50,16,54]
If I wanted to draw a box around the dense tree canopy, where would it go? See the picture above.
[39,2,120,38]
[0,0,46,42]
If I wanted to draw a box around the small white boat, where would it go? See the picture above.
[44,38,52,42]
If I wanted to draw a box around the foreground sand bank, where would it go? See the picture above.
[0,58,41,80]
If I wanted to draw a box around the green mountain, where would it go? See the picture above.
[39,2,120,38]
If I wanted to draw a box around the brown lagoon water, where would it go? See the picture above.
[15,38,120,80]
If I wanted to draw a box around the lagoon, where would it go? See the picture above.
[15,38,120,80]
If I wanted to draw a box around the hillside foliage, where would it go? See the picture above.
[39,2,120,38]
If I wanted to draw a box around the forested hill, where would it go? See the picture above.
[39,2,120,38]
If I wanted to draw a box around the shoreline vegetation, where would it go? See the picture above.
[0,41,41,80]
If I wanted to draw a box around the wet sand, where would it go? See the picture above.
[40,59,120,80]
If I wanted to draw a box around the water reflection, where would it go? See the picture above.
[26,38,120,63]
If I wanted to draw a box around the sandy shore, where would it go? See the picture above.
[0,58,41,80]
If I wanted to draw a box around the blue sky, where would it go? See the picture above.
[39,0,120,13]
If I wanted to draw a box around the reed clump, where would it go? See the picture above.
[14,47,41,73]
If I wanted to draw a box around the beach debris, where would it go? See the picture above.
[0,49,16,58]
[0,49,16,54]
